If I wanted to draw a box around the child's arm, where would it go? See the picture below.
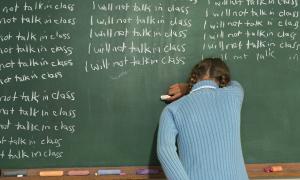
[157,108,189,180]
[164,83,189,102]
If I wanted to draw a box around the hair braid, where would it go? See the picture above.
[186,58,230,92]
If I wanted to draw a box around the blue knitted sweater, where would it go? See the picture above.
[157,80,248,180]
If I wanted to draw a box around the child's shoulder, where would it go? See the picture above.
[164,95,189,113]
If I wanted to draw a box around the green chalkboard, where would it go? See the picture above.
[0,0,299,169]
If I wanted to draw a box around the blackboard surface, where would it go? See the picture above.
[0,0,299,169]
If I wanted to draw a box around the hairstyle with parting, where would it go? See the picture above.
[187,57,231,92]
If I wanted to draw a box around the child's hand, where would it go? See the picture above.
[165,83,188,102]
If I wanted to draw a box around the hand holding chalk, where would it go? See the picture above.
[162,83,189,102]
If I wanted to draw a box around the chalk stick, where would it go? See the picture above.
[39,171,64,176]
[271,166,283,172]
[264,167,272,173]
[67,170,90,176]
[136,169,160,175]
[160,95,171,100]
[264,166,283,173]
[2,169,27,177]
[97,169,121,175]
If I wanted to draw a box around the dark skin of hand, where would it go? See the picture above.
[165,76,213,102]
[165,83,188,102]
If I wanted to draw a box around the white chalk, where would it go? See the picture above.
[160,95,171,100]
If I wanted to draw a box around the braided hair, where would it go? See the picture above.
[187,58,230,92]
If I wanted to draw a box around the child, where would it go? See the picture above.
[157,58,248,180]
